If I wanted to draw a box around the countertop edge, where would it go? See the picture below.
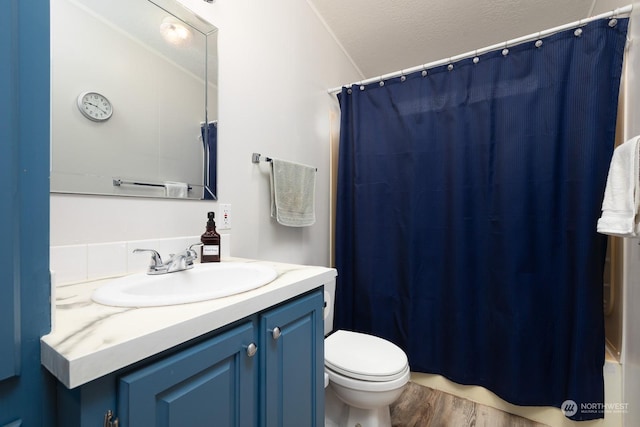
[41,261,337,389]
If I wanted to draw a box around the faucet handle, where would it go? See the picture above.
[133,248,163,267]
[188,243,202,259]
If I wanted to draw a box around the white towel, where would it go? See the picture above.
[164,181,188,198]
[597,136,640,237]
[270,158,316,227]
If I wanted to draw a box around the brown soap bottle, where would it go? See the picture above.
[201,211,221,262]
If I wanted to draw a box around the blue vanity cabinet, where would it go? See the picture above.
[117,321,257,426]
[260,290,324,426]
[55,288,325,427]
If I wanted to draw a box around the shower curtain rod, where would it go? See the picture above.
[327,4,632,95]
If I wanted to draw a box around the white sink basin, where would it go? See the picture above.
[91,262,278,307]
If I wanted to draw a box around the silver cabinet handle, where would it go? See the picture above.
[271,327,281,340]
[246,342,257,357]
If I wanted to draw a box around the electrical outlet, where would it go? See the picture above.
[219,203,231,230]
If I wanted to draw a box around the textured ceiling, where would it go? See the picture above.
[308,0,629,80]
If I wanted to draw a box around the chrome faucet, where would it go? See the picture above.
[134,244,200,275]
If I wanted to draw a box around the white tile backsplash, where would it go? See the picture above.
[220,234,230,258]
[51,235,224,286]
[50,244,88,285]
[87,241,127,281]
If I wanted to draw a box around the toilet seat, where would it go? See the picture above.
[326,364,411,393]
[325,330,409,382]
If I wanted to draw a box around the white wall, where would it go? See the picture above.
[50,0,362,267]
[621,5,640,427]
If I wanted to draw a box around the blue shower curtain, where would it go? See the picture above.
[335,19,628,421]
[201,122,217,200]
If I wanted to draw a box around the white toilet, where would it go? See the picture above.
[323,280,410,427]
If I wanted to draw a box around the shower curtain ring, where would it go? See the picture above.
[535,32,543,48]
[575,19,585,36]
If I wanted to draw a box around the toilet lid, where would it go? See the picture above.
[325,330,408,382]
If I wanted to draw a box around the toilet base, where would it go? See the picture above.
[345,406,391,427]
[325,383,392,427]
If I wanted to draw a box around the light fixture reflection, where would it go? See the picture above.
[160,16,193,46]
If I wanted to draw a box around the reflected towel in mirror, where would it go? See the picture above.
[165,181,189,198]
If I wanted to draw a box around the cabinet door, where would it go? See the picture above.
[260,290,324,427]
[118,322,257,427]
[0,0,52,425]
[0,0,19,383]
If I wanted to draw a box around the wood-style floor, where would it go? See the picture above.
[389,382,549,427]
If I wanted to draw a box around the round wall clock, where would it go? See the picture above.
[77,91,113,121]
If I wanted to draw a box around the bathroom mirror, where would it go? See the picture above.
[50,0,218,200]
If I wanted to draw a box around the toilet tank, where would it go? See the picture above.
[323,279,336,336]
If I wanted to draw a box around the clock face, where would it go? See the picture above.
[77,92,113,121]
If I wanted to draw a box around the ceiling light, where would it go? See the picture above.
[160,17,192,46]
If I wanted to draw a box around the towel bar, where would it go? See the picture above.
[252,153,272,164]
[113,178,192,191]
[251,153,317,171]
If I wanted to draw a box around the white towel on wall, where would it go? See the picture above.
[165,181,188,198]
[270,158,316,227]
[597,135,640,237]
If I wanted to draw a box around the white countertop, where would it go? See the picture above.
[41,258,337,389]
